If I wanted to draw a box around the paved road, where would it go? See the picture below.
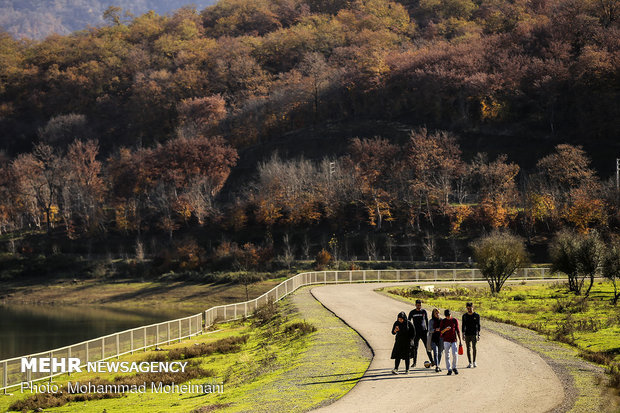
[310,282,564,413]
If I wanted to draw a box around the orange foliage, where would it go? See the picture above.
[447,204,473,234]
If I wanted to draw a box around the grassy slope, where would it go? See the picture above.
[0,286,371,413]
[0,277,287,313]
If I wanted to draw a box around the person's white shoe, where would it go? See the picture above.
[391,368,398,375]
[467,363,472,368]
[473,362,477,368]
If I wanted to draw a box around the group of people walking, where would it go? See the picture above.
[391,300,480,375]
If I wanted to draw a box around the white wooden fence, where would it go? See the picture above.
[1,267,555,392]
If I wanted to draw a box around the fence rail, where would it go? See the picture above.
[1,267,556,392]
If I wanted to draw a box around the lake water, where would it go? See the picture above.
[0,304,196,360]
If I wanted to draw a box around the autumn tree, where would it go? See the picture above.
[347,137,399,229]
[536,144,604,232]
[403,128,464,229]
[537,144,597,194]
[251,154,321,226]
[176,95,227,139]
[469,153,520,229]
[62,139,105,236]
[11,144,66,233]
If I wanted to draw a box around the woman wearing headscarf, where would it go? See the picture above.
[391,311,415,374]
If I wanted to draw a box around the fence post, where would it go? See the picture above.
[471,269,475,281]
[130,330,134,354]
[434,269,438,282]
[324,271,327,284]
[453,269,456,281]
[86,341,89,362]
[245,302,248,317]
[156,325,160,347]
[363,270,366,282]
[397,270,400,281]
[524,268,528,280]
[49,351,53,382]
[234,304,237,319]
[189,318,192,337]
[26,356,31,384]
[144,327,147,350]
[378,270,380,281]
[349,271,352,283]
[178,320,182,342]
[416,270,419,281]
[116,334,120,359]
[3,360,7,394]
[102,337,105,360]
[67,347,72,377]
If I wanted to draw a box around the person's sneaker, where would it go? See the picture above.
[453,368,459,375]
[405,369,410,375]
[411,363,416,369]
[467,363,472,368]
[473,362,477,368]
[391,368,398,375]
[435,366,440,372]
[447,370,452,375]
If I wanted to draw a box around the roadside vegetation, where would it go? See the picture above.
[386,281,620,393]
[1,289,369,413]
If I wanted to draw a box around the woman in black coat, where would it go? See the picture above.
[391,311,415,374]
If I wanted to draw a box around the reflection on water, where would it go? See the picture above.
[0,304,199,360]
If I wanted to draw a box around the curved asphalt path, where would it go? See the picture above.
[310,282,564,413]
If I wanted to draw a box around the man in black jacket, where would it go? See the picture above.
[408,299,433,368]
[462,302,481,368]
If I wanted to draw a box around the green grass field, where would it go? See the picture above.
[385,281,620,363]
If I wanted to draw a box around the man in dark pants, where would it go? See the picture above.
[462,302,480,368]
[408,299,433,368]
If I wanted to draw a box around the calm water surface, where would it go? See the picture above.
[0,304,198,360]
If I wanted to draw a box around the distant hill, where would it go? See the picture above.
[0,0,216,39]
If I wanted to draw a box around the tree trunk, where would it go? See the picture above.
[584,275,594,297]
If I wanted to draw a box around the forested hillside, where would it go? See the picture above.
[0,0,215,39]
[0,0,618,269]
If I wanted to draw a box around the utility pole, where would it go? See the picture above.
[616,157,620,204]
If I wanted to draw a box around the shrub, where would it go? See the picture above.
[608,364,620,392]
[314,249,332,270]
[148,335,249,361]
[550,229,604,296]
[253,299,279,326]
[471,231,528,294]
[283,321,317,336]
